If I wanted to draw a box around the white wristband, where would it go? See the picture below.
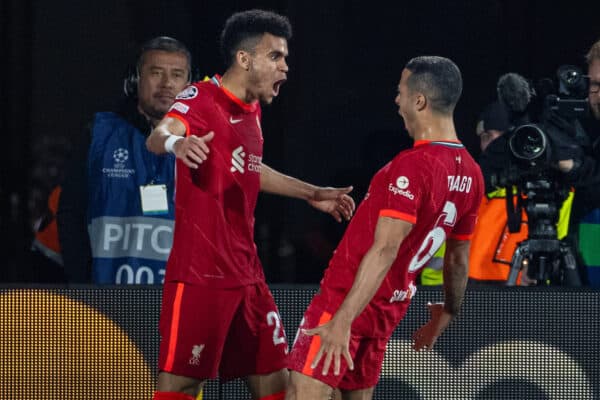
[164,134,183,154]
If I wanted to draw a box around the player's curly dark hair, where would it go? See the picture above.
[220,9,292,68]
[405,56,463,115]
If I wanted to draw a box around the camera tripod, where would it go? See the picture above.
[504,179,581,286]
[506,237,580,286]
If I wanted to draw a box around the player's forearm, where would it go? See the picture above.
[442,246,469,316]
[146,127,168,155]
[260,163,318,200]
[146,126,173,155]
[334,244,397,324]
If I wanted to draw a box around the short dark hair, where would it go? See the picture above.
[220,9,292,67]
[496,72,531,113]
[137,36,192,80]
[405,56,462,114]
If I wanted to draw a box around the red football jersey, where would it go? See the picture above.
[321,140,484,336]
[164,76,266,288]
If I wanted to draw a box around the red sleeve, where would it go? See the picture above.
[379,209,417,224]
[167,84,209,136]
[380,153,422,224]
[166,112,191,136]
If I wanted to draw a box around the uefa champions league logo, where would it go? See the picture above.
[113,148,129,164]
[103,148,134,178]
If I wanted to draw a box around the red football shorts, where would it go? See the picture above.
[287,291,388,390]
[158,281,288,381]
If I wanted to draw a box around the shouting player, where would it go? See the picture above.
[146,9,355,400]
[285,56,484,399]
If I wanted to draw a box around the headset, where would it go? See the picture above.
[123,36,200,98]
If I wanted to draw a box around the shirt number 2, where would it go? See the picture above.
[407,201,457,272]
[266,311,287,346]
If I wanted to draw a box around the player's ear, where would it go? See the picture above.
[415,93,427,111]
[236,50,251,71]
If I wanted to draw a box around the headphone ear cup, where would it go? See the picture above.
[123,65,138,98]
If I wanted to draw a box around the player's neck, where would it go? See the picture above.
[412,116,457,142]
[221,70,256,104]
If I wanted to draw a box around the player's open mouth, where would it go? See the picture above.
[273,79,286,96]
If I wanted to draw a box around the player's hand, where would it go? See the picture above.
[173,131,215,169]
[411,302,452,351]
[308,186,355,222]
[303,317,354,376]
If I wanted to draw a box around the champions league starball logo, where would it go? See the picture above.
[176,85,198,100]
[113,148,129,164]
[103,148,134,179]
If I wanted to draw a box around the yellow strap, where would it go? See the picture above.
[487,187,507,198]
[557,190,574,240]
[487,186,573,239]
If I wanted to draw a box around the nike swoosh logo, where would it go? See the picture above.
[230,116,243,124]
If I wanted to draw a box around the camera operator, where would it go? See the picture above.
[477,75,526,181]
[474,72,583,286]
[476,101,510,153]
[559,40,600,199]
[469,99,532,285]
[557,39,600,286]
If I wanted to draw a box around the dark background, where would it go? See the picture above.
[1,0,598,282]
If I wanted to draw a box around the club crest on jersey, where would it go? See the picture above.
[189,344,205,366]
[176,85,198,100]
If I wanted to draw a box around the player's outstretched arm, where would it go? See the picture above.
[259,163,355,222]
[412,238,469,351]
[304,216,412,376]
[146,117,214,169]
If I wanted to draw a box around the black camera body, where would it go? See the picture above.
[500,65,589,285]
[507,65,589,174]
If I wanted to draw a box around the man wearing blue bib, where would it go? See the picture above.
[57,36,194,284]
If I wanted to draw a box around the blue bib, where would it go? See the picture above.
[87,112,175,284]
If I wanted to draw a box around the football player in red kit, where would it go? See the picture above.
[145,9,355,400]
[285,56,484,399]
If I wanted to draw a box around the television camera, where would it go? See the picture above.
[497,66,589,285]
